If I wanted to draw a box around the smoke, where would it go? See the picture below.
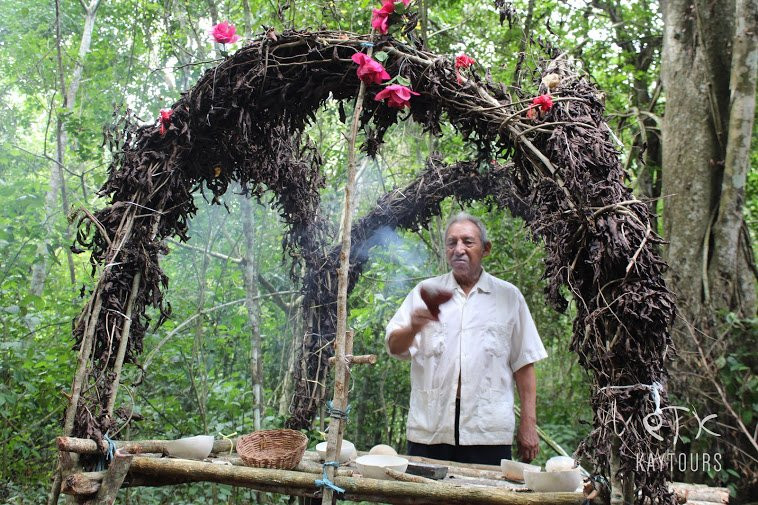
[354,225,433,295]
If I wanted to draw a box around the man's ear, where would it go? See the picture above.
[483,242,492,257]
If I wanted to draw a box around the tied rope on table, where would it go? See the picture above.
[326,400,351,422]
[316,401,351,495]
[315,460,345,494]
[95,434,117,471]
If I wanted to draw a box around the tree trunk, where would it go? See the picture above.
[661,0,722,323]
[278,301,301,418]
[661,0,757,326]
[707,0,758,313]
[242,0,253,36]
[660,0,757,486]
[511,0,535,85]
[591,0,663,228]
[240,196,263,430]
[32,0,100,296]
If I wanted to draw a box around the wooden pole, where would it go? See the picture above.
[61,459,358,496]
[327,354,377,366]
[56,436,234,456]
[87,449,133,505]
[671,483,729,504]
[123,457,583,505]
[104,271,142,419]
[63,471,104,495]
[63,291,103,436]
[51,200,144,505]
[609,434,633,505]
[320,30,372,501]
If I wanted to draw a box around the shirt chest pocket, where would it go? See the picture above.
[482,322,513,358]
[420,322,447,357]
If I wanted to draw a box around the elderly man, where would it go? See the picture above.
[386,212,547,464]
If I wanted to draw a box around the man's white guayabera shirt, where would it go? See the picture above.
[385,270,548,446]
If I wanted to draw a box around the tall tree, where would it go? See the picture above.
[660,0,757,485]
[240,196,264,430]
[30,0,102,296]
[589,0,663,226]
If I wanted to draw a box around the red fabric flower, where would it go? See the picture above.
[211,21,240,44]
[454,53,476,84]
[159,108,173,135]
[351,53,391,84]
[371,0,395,34]
[374,84,419,108]
[455,54,476,69]
[532,94,553,112]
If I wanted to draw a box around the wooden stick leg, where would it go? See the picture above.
[47,466,63,505]
[63,471,104,496]
[85,450,133,505]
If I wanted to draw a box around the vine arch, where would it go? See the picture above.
[66,29,676,502]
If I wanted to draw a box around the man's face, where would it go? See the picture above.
[445,220,491,282]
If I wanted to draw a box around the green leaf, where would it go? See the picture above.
[373,51,388,62]
[396,75,411,86]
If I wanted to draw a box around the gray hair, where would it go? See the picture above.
[444,212,490,246]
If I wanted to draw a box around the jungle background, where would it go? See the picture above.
[0,0,755,503]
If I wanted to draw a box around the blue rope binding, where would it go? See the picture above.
[315,460,345,494]
[95,434,117,471]
[326,401,351,422]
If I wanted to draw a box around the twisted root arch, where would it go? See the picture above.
[71,29,676,503]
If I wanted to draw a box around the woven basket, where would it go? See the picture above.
[236,429,308,469]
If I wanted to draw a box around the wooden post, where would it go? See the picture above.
[86,449,133,505]
[51,199,146,505]
[104,271,142,419]
[327,354,377,366]
[56,436,234,456]
[320,33,373,503]
[49,290,103,505]
[609,434,633,505]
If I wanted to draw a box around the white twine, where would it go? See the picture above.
[650,381,662,414]
[598,382,663,414]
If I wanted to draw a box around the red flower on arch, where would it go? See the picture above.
[526,94,553,120]
[454,53,476,85]
[351,53,391,84]
[211,21,240,44]
[371,0,395,34]
[374,84,419,108]
[159,108,173,135]
[532,94,553,112]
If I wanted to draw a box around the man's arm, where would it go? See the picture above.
[513,363,539,463]
[387,308,434,356]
